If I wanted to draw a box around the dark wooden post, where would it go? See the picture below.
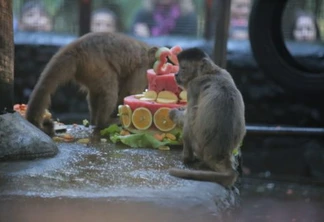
[204,0,213,40]
[212,0,232,68]
[0,0,14,114]
[79,0,92,36]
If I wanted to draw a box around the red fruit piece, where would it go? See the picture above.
[168,46,183,65]
[170,45,183,55]
[170,65,179,73]
[153,61,173,75]
[147,69,181,94]
[124,95,184,115]
[154,48,173,75]
[13,104,21,111]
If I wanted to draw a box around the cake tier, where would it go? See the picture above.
[147,69,181,95]
[124,95,185,114]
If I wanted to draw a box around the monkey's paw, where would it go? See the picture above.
[168,108,178,121]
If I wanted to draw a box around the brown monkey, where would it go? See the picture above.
[168,48,246,187]
[26,32,157,137]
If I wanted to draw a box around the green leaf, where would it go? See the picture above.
[100,124,182,148]
[100,124,121,137]
[118,133,174,148]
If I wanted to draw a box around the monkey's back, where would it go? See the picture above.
[58,32,151,83]
[192,73,246,156]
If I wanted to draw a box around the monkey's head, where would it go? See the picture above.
[175,48,216,89]
[148,46,159,67]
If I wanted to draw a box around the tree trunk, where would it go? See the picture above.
[79,0,92,36]
[0,0,14,114]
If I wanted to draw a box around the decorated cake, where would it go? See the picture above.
[119,46,186,131]
[101,46,187,149]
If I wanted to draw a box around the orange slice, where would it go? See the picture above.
[118,105,132,128]
[132,107,152,130]
[153,107,176,132]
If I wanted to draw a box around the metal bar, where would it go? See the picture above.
[246,125,324,136]
[212,0,232,68]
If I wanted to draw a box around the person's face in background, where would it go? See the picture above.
[231,0,251,21]
[91,12,117,33]
[293,16,317,42]
[20,6,52,31]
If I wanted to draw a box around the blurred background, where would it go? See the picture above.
[9,0,324,220]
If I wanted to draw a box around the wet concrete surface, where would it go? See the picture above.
[0,127,237,222]
[0,125,324,222]
[238,178,324,222]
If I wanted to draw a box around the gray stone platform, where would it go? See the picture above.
[0,125,239,221]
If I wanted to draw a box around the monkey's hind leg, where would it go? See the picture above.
[87,92,99,126]
[89,75,119,142]
[182,122,196,164]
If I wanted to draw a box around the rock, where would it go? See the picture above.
[0,112,58,160]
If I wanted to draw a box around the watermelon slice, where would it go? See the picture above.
[124,95,184,115]
[153,60,173,75]
[147,69,181,95]
[153,46,180,75]
[168,46,183,65]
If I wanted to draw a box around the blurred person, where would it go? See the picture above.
[230,0,251,27]
[229,0,252,40]
[91,8,118,33]
[131,0,197,37]
[290,10,321,42]
[18,0,53,32]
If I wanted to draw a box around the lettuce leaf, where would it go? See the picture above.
[100,124,182,148]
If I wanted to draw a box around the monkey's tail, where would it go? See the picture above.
[26,51,77,136]
[169,168,238,187]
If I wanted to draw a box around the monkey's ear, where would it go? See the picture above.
[148,47,158,57]
[200,57,215,74]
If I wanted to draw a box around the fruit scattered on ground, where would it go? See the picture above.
[14,104,52,119]
[153,107,176,132]
[120,129,131,136]
[62,133,74,142]
[77,138,90,144]
[100,138,107,143]
[82,119,90,127]
[165,133,176,141]
[132,107,153,130]
[158,145,170,151]
[154,133,166,141]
